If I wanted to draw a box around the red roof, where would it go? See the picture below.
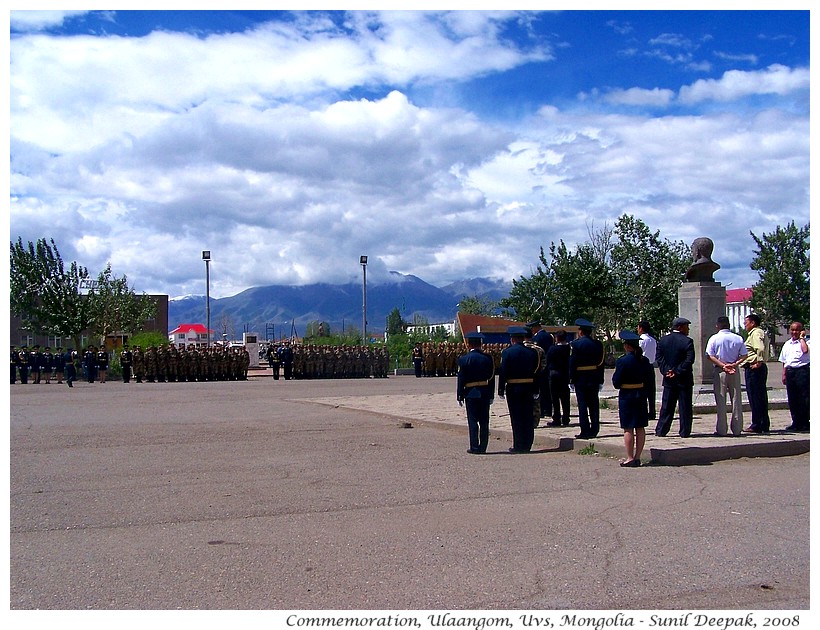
[726,288,753,304]
[169,323,210,335]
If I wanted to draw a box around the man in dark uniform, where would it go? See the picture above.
[529,321,554,420]
[11,346,19,383]
[569,318,605,439]
[30,344,43,384]
[64,348,77,387]
[546,330,572,426]
[18,346,31,384]
[412,343,424,378]
[120,345,133,383]
[278,341,294,380]
[457,332,496,454]
[498,326,540,453]
[655,317,696,438]
[84,345,97,383]
[267,344,281,380]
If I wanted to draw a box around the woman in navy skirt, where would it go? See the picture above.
[612,331,652,467]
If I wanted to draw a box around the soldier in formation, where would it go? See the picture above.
[264,343,390,379]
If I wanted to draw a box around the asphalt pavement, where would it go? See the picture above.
[9,368,810,612]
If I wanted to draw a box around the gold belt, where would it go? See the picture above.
[620,383,643,389]
[507,378,534,384]
[465,380,489,387]
[576,365,599,371]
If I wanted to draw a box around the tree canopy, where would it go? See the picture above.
[749,221,810,342]
[10,237,156,349]
[501,215,689,337]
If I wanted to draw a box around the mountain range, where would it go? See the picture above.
[168,273,511,339]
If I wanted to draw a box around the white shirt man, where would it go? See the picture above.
[705,316,748,436]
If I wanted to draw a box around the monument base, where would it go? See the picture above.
[678,282,726,386]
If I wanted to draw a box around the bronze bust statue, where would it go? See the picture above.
[685,237,720,282]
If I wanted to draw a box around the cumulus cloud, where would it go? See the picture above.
[679,64,810,103]
[8,11,809,299]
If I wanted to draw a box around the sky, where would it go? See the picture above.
[7,6,812,299]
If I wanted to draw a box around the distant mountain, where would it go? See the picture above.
[169,274,511,338]
[439,277,510,302]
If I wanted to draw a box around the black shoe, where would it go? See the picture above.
[508,447,529,453]
[549,420,563,427]
[784,425,798,431]
[575,433,591,439]
[562,420,571,426]
[467,448,483,454]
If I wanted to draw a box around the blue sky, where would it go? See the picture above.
[8,8,811,300]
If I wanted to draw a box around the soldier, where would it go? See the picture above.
[42,347,54,384]
[84,346,96,383]
[11,346,19,384]
[64,348,77,387]
[167,345,179,382]
[133,346,145,383]
[120,345,133,383]
[529,321,554,420]
[612,331,652,467]
[156,345,168,382]
[279,341,294,380]
[423,342,435,377]
[31,344,43,384]
[498,327,540,453]
[145,346,157,382]
[96,346,109,383]
[412,342,424,378]
[457,332,496,454]
[523,327,547,428]
[18,346,30,384]
[53,347,65,384]
[570,318,605,439]
[267,344,281,380]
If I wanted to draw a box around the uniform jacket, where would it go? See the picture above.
[456,349,495,401]
[656,331,695,386]
[569,335,605,385]
[498,343,540,397]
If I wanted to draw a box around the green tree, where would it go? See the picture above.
[10,237,92,350]
[457,294,505,316]
[610,215,689,333]
[11,237,157,350]
[749,221,810,343]
[386,307,407,336]
[86,264,157,345]
[502,216,688,339]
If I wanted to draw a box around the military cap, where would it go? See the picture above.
[525,321,540,328]
[575,318,595,329]
[619,330,641,343]
[671,317,691,328]
[507,326,529,336]
[465,332,484,341]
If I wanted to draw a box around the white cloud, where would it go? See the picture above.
[603,87,675,107]
[8,12,809,299]
[10,10,90,32]
[679,64,810,104]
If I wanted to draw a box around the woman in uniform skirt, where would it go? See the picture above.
[612,331,652,467]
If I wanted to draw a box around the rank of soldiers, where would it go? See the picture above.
[266,343,390,379]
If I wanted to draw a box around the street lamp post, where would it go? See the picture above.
[360,255,368,344]
[202,250,211,346]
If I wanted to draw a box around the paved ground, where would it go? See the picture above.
[9,369,810,611]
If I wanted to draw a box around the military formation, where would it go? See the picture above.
[128,344,252,382]
[265,342,389,379]
[415,342,509,377]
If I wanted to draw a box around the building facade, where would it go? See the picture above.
[9,294,169,350]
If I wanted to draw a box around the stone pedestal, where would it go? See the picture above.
[678,282,726,385]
